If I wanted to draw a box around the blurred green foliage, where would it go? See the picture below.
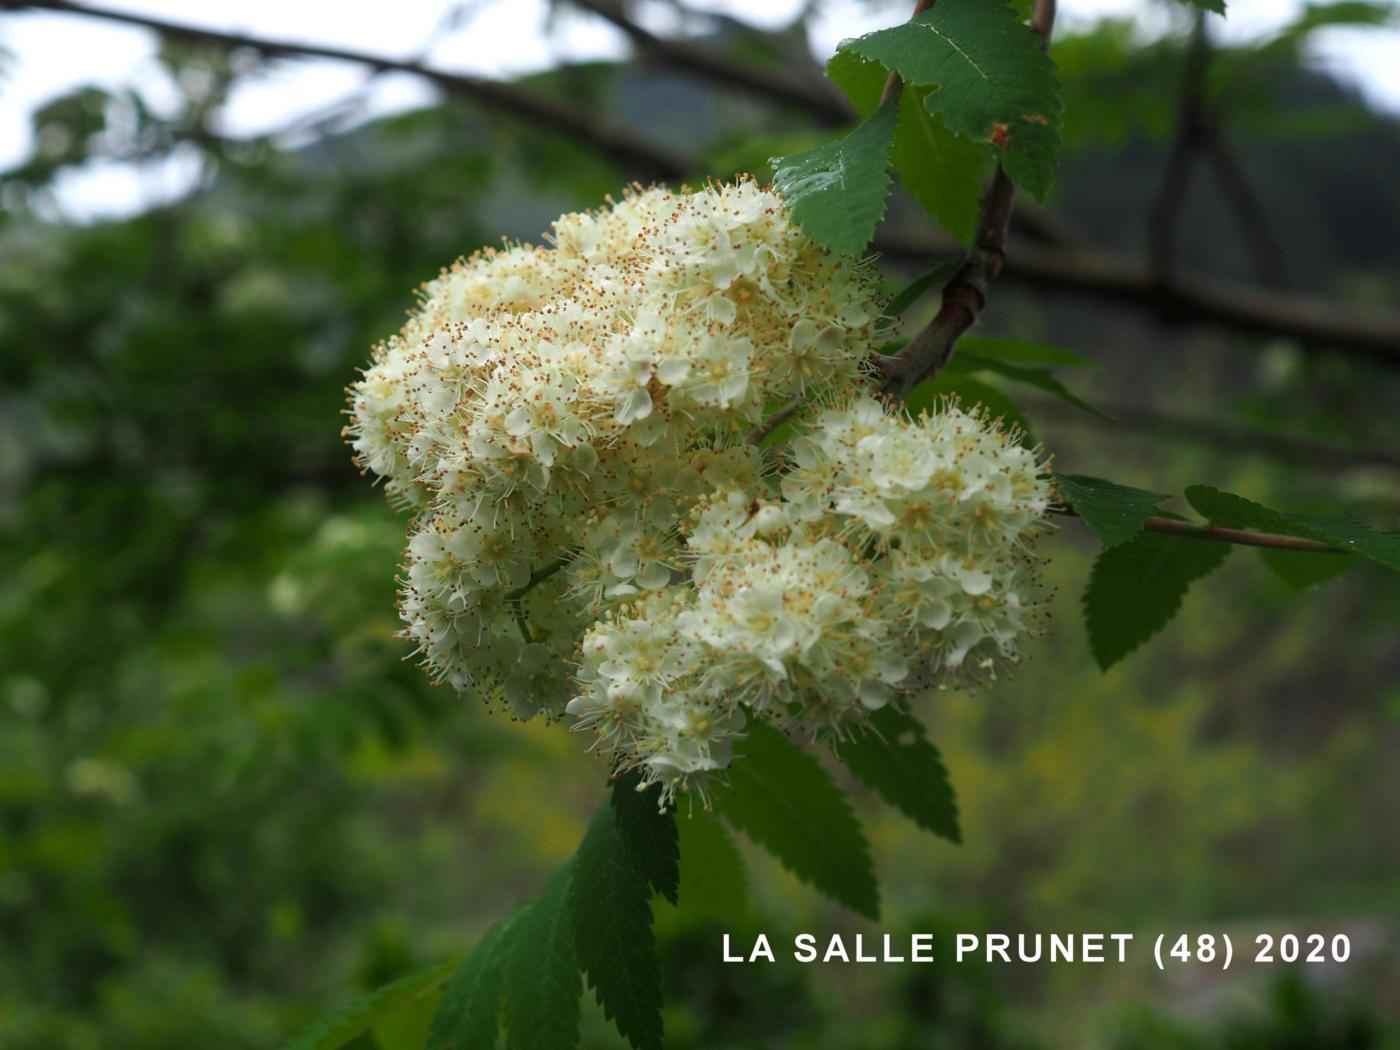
[1,12,1397,1049]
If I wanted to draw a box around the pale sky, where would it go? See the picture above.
[1,0,1396,220]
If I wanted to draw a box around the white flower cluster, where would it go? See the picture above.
[348,182,1052,805]
[568,396,1051,804]
[348,181,880,715]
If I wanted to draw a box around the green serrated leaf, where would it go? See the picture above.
[825,48,888,117]
[715,722,880,920]
[1185,485,1397,573]
[837,707,960,844]
[1258,548,1356,591]
[1055,474,1170,548]
[283,960,458,1050]
[843,0,1063,198]
[957,335,1095,368]
[1183,485,1305,536]
[770,97,899,254]
[570,803,664,1050]
[427,915,520,1050]
[503,866,581,1050]
[676,812,747,917]
[374,988,440,1050]
[1084,532,1231,669]
[893,85,986,245]
[612,771,680,905]
[1288,516,1400,572]
[879,259,964,325]
[948,353,1111,419]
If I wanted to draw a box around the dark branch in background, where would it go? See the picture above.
[2,0,694,181]
[1148,12,1286,288]
[874,231,1400,364]
[1022,396,1400,475]
[570,0,848,125]
[1148,12,1209,283]
[1205,130,1289,288]
[875,0,1058,400]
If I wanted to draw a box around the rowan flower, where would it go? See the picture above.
[347,180,1052,807]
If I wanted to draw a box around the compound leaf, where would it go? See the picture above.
[893,85,986,245]
[570,804,664,1050]
[842,0,1063,198]
[427,915,520,1050]
[283,960,457,1050]
[715,722,880,920]
[837,707,961,843]
[676,812,747,917]
[503,867,581,1050]
[612,771,680,905]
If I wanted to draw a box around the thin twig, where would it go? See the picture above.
[1052,507,1345,553]
[570,0,848,124]
[747,399,804,445]
[504,555,570,601]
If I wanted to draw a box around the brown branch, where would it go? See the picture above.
[1053,508,1344,553]
[876,0,1057,400]
[2,0,694,181]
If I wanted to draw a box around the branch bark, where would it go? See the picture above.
[1052,509,1346,554]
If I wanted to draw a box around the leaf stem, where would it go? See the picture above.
[1052,507,1344,554]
